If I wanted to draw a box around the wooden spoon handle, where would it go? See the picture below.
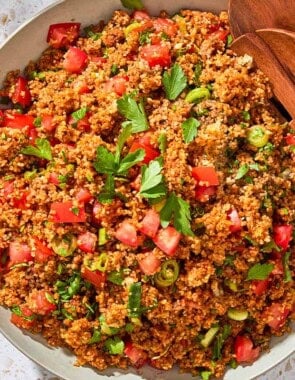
[231,33,295,119]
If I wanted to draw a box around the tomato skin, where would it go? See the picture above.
[115,220,138,248]
[132,10,151,21]
[192,166,219,186]
[104,75,129,96]
[3,180,14,197]
[234,335,260,363]
[195,185,217,202]
[49,201,86,223]
[77,231,97,253]
[139,209,160,238]
[138,251,161,275]
[153,18,178,38]
[9,242,32,265]
[13,191,29,210]
[30,290,56,315]
[82,267,106,287]
[129,135,160,164]
[124,342,147,368]
[33,238,54,263]
[47,23,80,48]
[11,305,35,330]
[68,113,91,132]
[48,172,60,185]
[265,303,290,330]
[76,188,93,203]
[153,227,181,256]
[63,47,88,74]
[285,134,295,145]
[273,225,293,251]
[2,112,34,129]
[73,79,90,94]
[41,114,56,132]
[89,56,107,66]
[252,279,270,296]
[227,208,242,233]
[11,77,32,107]
[140,45,171,68]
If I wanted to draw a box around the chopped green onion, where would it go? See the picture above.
[154,260,179,287]
[98,228,108,246]
[99,315,120,336]
[88,329,101,344]
[185,87,210,104]
[104,336,124,355]
[107,270,124,285]
[200,326,219,348]
[227,308,248,321]
[247,125,270,148]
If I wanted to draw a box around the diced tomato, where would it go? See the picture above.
[195,185,217,202]
[227,208,242,233]
[153,227,181,256]
[12,191,29,210]
[47,23,80,48]
[273,225,293,251]
[8,242,32,265]
[139,209,160,238]
[140,45,171,68]
[28,126,38,143]
[11,305,35,329]
[192,166,219,186]
[41,114,56,132]
[285,134,295,145]
[77,231,97,253]
[89,56,107,66]
[0,110,4,125]
[115,220,138,248]
[138,251,161,275]
[48,172,60,185]
[63,47,88,74]
[153,18,178,38]
[11,77,31,107]
[129,134,160,164]
[92,201,103,224]
[82,267,106,287]
[104,76,129,96]
[33,238,54,263]
[76,188,93,203]
[124,342,147,368]
[30,290,56,315]
[132,10,151,21]
[265,303,290,330]
[2,112,34,129]
[68,113,91,132]
[49,201,86,223]
[73,79,90,94]
[234,335,260,363]
[252,279,270,296]
[3,180,14,197]
[207,23,229,42]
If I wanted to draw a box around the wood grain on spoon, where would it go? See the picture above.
[228,0,295,38]
[231,33,295,119]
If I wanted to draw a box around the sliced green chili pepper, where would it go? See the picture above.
[247,125,269,148]
[154,259,179,287]
[51,233,77,257]
[91,253,109,272]
[185,87,210,104]
[98,228,108,246]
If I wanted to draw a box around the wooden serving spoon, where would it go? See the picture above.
[228,0,295,39]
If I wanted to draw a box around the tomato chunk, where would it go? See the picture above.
[33,238,54,263]
[11,305,35,330]
[265,303,290,330]
[153,226,181,256]
[252,279,270,296]
[273,225,293,251]
[285,133,295,145]
[195,185,217,202]
[68,113,91,132]
[41,114,56,132]
[47,23,80,48]
[124,342,147,368]
[9,242,32,265]
[139,209,160,238]
[63,47,88,74]
[115,220,138,247]
[138,251,161,275]
[77,231,97,253]
[29,290,56,315]
[11,77,31,107]
[153,18,178,38]
[76,188,93,203]
[140,45,171,68]
[129,135,160,164]
[132,10,151,21]
[104,76,129,96]
[234,335,260,363]
[73,78,90,94]
[2,112,34,129]
[227,208,242,233]
[50,201,86,223]
[82,267,106,287]
[192,166,219,186]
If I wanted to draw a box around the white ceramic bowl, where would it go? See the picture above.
[0,1,294,379]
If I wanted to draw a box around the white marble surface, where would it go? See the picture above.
[0,0,294,379]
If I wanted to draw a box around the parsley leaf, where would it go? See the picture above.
[162,63,187,100]
[212,324,231,360]
[117,95,149,133]
[107,270,124,285]
[104,336,125,355]
[120,0,144,10]
[235,163,249,180]
[21,138,52,161]
[160,193,194,236]
[94,146,117,174]
[72,107,87,121]
[283,251,292,282]
[139,158,166,199]
[98,174,116,204]
[117,149,145,174]
[247,263,274,280]
[182,117,200,143]
[128,282,142,318]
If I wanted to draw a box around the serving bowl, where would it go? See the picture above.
[0,0,294,379]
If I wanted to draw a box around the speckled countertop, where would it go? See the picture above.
[0,1,294,379]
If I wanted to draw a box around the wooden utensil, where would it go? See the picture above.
[228,0,295,38]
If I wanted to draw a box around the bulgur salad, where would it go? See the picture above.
[0,0,294,378]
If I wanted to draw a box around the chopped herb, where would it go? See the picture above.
[104,336,125,355]
[162,63,187,100]
[247,263,274,280]
[128,282,142,318]
[72,107,87,121]
[98,174,116,204]
[84,25,101,40]
[21,138,52,161]
[88,329,101,344]
[244,234,258,246]
[194,62,203,85]
[160,192,194,236]
[261,240,280,253]
[182,117,200,143]
[242,110,251,121]
[107,270,124,285]
[117,94,149,133]
[139,158,166,200]
[120,0,144,10]
[229,358,238,369]
[224,255,235,267]
[45,292,56,305]
[125,323,134,333]
[226,34,233,47]
[34,116,42,128]
[30,71,46,80]
[235,163,249,180]
[200,371,212,380]
[212,324,231,360]
[24,169,37,180]
[158,133,167,154]
[110,64,119,77]
[57,263,64,275]
[55,272,82,301]
[283,251,292,282]
[71,206,79,216]
[11,306,35,321]
[139,30,151,45]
